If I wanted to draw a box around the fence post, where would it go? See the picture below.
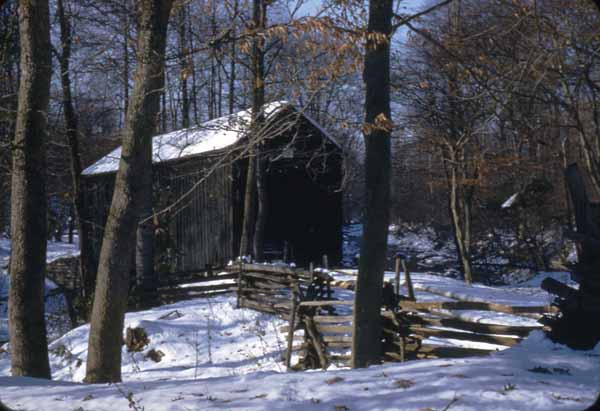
[285,282,299,369]
[401,258,415,300]
[305,315,329,369]
[394,256,401,300]
[236,260,243,309]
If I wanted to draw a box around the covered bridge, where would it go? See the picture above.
[81,102,343,276]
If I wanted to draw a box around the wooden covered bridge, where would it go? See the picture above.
[81,102,344,281]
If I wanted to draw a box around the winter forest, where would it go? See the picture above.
[1,0,600,409]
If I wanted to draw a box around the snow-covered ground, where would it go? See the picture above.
[0,296,598,410]
[1,232,598,410]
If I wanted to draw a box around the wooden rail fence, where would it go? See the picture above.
[283,288,555,369]
[225,262,334,317]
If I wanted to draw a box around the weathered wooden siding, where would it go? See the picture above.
[82,155,234,276]
[166,161,233,271]
[81,172,115,275]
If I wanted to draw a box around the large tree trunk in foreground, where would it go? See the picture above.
[8,0,52,379]
[352,0,393,369]
[85,0,173,383]
[56,0,96,306]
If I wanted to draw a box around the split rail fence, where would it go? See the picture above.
[283,296,556,369]
[278,259,558,369]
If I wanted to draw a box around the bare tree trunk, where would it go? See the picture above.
[178,6,189,129]
[188,17,199,125]
[228,0,238,115]
[56,0,95,306]
[208,1,217,120]
[85,0,173,383]
[253,152,267,260]
[122,8,130,124]
[351,0,392,369]
[239,155,256,257]
[8,0,52,379]
[252,0,267,262]
[447,148,473,285]
[161,85,167,133]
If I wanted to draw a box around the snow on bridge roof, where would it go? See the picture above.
[83,101,339,176]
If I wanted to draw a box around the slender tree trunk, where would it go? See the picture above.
[239,155,257,257]
[178,6,189,128]
[161,86,167,132]
[188,17,199,124]
[123,10,130,124]
[240,0,267,259]
[217,54,223,118]
[8,0,52,379]
[447,149,472,285]
[56,0,95,305]
[252,0,267,261]
[351,0,392,369]
[85,0,173,383]
[228,0,238,115]
[253,152,267,260]
[208,1,217,120]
